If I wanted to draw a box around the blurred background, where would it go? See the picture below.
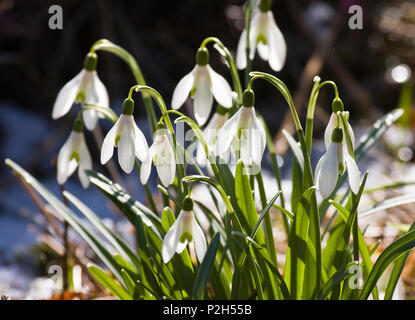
[0,0,415,299]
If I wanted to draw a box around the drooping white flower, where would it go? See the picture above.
[162,197,207,263]
[140,123,176,187]
[196,105,230,167]
[100,98,149,174]
[52,53,110,130]
[324,98,355,150]
[171,48,233,126]
[215,90,266,168]
[57,119,92,188]
[236,0,286,72]
[315,127,360,198]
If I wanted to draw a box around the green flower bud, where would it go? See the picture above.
[259,0,272,12]
[242,89,255,108]
[332,98,344,113]
[156,121,165,131]
[121,98,134,115]
[83,52,98,71]
[196,48,209,66]
[331,127,343,143]
[182,196,194,211]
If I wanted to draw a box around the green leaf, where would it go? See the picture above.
[64,191,141,269]
[284,186,319,299]
[359,194,415,218]
[282,129,304,171]
[272,204,294,221]
[192,233,220,300]
[88,264,132,300]
[360,229,415,299]
[384,221,415,300]
[5,159,124,284]
[235,160,262,238]
[161,207,176,232]
[250,191,281,239]
[319,262,358,300]
[86,170,162,229]
[121,269,136,296]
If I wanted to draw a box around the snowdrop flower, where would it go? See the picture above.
[196,105,230,167]
[57,118,92,188]
[171,47,233,126]
[324,98,355,150]
[140,122,176,187]
[215,90,266,168]
[162,197,207,263]
[100,98,149,174]
[315,127,360,198]
[52,53,109,130]
[236,0,286,72]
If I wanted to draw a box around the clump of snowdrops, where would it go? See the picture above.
[6,0,415,300]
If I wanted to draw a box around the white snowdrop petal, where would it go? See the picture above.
[140,146,153,185]
[192,217,207,263]
[267,12,287,72]
[251,114,267,165]
[82,109,98,131]
[236,29,248,70]
[314,153,325,185]
[248,13,260,60]
[176,240,188,254]
[324,113,337,149]
[318,143,340,198]
[155,138,176,187]
[52,70,83,119]
[215,108,241,156]
[345,153,360,194]
[171,68,195,110]
[196,142,207,167]
[257,41,269,61]
[92,72,110,109]
[132,120,149,162]
[194,70,213,125]
[117,122,136,174]
[78,136,92,188]
[57,133,76,185]
[162,212,184,263]
[208,66,233,108]
[347,122,356,150]
[100,118,120,164]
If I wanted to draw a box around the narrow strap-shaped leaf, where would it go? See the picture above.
[384,221,415,300]
[282,129,304,171]
[192,233,220,300]
[5,159,125,285]
[250,191,281,239]
[318,262,358,300]
[360,229,415,299]
[88,264,132,300]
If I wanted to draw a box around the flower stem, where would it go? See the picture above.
[199,37,243,105]
[90,39,157,133]
[256,172,278,266]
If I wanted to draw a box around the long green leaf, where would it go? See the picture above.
[5,159,124,284]
[192,233,220,300]
[360,229,415,299]
[384,221,415,300]
[88,264,132,300]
